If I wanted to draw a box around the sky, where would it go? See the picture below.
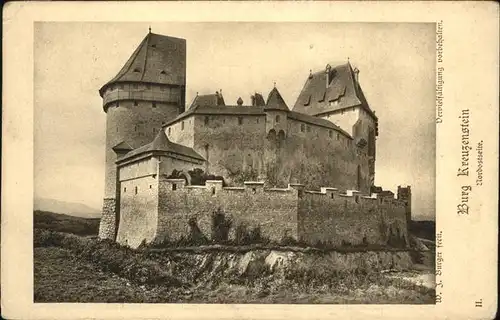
[34,22,436,220]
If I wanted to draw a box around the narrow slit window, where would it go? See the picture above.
[134,101,138,106]
[238,117,243,125]
[172,184,177,191]
[181,121,184,130]
[301,124,305,132]
[124,187,126,192]
[275,115,280,123]
[135,186,138,194]
[152,102,156,108]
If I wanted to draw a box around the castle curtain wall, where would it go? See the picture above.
[298,191,409,247]
[156,180,299,243]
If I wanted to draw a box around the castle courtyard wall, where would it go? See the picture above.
[192,114,267,184]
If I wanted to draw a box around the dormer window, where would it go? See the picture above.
[319,91,326,102]
[160,70,166,75]
[329,99,339,107]
[304,95,311,106]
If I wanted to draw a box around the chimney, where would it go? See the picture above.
[325,64,332,88]
[353,67,360,83]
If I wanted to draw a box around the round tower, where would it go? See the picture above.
[98,31,187,240]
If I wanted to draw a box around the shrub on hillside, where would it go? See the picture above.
[34,229,181,286]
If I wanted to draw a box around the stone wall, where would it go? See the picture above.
[279,117,371,193]
[156,179,299,244]
[98,198,117,240]
[116,175,159,248]
[298,189,408,247]
[162,111,371,193]
[192,114,267,185]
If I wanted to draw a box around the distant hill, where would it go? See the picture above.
[34,210,100,236]
[409,220,435,241]
[34,198,100,218]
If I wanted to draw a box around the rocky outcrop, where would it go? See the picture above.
[146,249,414,283]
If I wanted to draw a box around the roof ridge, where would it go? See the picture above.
[140,33,151,81]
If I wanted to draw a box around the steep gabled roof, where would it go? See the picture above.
[292,62,376,119]
[116,130,204,164]
[265,87,289,111]
[189,92,225,109]
[99,32,186,97]
[163,104,265,127]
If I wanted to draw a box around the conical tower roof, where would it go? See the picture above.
[99,32,186,97]
[264,87,289,111]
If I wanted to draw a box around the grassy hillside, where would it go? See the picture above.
[34,230,435,304]
[34,210,100,236]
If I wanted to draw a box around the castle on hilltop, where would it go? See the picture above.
[97,31,412,249]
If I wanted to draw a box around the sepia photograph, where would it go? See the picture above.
[32,21,437,304]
